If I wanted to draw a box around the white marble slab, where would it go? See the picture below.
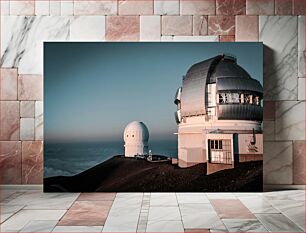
[1,191,26,203]
[263,141,293,184]
[298,78,305,100]
[35,1,50,16]
[176,193,210,204]
[146,220,184,233]
[263,120,275,141]
[210,220,229,232]
[73,1,117,15]
[103,194,143,232]
[256,213,303,232]
[238,196,279,214]
[10,0,35,15]
[53,226,104,232]
[259,16,298,101]
[20,118,35,140]
[140,16,161,41]
[0,190,17,201]
[150,193,177,206]
[206,193,237,199]
[35,101,43,140]
[154,0,179,15]
[1,0,10,15]
[1,209,66,232]
[275,101,305,140]
[20,220,58,232]
[180,203,219,229]
[116,192,143,198]
[61,1,74,16]
[102,205,140,232]
[263,190,305,201]
[112,196,143,208]
[268,200,305,230]
[222,219,269,232]
[1,16,70,75]
[5,191,79,210]
[70,16,106,41]
[148,206,181,221]
[1,204,25,223]
[50,1,61,16]
[298,16,305,78]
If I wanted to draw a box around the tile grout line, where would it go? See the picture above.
[136,192,150,232]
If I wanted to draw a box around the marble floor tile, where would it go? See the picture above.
[146,220,185,233]
[263,190,305,201]
[209,219,228,232]
[102,206,140,232]
[176,193,210,204]
[268,200,305,231]
[20,220,58,232]
[103,195,142,233]
[0,209,66,232]
[116,192,143,198]
[210,199,256,219]
[1,204,25,223]
[148,206,181,221]
[112,196,143,208]
[77,193,116,201]
[0,190,17,201]
[150,193,178,206]
[256,213,304,232]
[7,192,80,210]
[1,191,26,203]
[206,193,237,199]
[52,226,103,232]
[58,200,113,226]
[222,219,269,232]
[238,196,279,213]
[180,204,220,229]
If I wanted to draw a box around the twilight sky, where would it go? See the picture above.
[44,42,263,142]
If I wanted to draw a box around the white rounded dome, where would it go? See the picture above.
[124,121,149,142]
[124,121,149,157]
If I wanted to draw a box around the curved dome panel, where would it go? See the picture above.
[218,104,263,121]
[178,54,263,121]
[217,77,263,96]
[209,59,252,83]
[124,121,149,142]
[180,56,222,117]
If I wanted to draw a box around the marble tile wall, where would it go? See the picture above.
[0,0,305,185]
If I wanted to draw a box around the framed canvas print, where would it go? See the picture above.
[44,42,263,192]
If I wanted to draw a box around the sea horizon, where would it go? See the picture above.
[44,140,178,178]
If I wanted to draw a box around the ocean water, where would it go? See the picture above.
[44,140,178,178]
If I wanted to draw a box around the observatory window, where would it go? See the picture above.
[245,95,253,104]
[219,93,227,103]
[218,93,240,104]
[209,139,232,164]
[255,96,260,105]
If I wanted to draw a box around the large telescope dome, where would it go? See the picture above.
[175,54,263,122]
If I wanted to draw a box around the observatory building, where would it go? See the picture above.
[174,54,263,174]
[124,121,149,157]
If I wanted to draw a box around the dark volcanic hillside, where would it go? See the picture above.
[44,156,262,192]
